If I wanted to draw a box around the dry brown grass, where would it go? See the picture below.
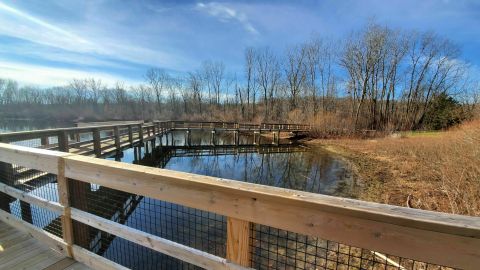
[310,120,480,216]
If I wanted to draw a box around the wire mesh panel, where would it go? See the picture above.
[250,224,455,270]
[74,222,202,269]
[0,161,62,238]
[68,179,226,269]
[0,129,470,270]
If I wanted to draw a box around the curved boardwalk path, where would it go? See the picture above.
[0,221,91,270]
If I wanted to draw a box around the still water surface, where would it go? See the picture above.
[3,124,359,269]
[99,131,359,269]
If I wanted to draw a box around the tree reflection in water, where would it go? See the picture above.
[161,146,358,197]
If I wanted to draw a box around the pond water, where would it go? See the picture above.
[2,124,360,269]
[96,130,359,269]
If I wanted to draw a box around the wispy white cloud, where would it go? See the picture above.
[0,42,132,71]
[196,2,259,35]
[0,60,141,87]
[0,2,192,71]
[0,2,94,52]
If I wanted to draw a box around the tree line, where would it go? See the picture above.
[0,22,478,131]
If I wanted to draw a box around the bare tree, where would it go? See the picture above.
[145,68,171,116]
[285,45,307,111]
[179,78,191,115]
[132,85,153,120]
[85,78,104,105]
[342,23,408,130]
[202,60,225,110]
[188,71,204,114]
[70,79,88,105]
[245,47,257,120]
[402,32,465,129]
[255,47,281,120]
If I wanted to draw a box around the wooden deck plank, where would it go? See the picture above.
[63,262,93,270]
[15,249,63,270]
[43,258,76,270]
[0,221,92,270]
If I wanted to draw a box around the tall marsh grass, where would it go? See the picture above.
[319,120,480,216]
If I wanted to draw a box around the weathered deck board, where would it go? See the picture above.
[0,221,92,270]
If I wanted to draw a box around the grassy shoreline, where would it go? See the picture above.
[306,120,480,217]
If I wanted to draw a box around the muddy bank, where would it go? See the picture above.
[306,140,396,206]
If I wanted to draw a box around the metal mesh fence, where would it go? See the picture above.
[0,161,62,238]
[74,222,201,269]
[0,133,463,270]
[69,178,226,269]
[250,224,454,270]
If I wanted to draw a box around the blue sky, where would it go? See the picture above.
[0,0,479,87]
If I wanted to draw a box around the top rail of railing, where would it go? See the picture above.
[0,142,479,269]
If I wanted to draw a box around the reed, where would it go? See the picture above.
[312,120,480,216]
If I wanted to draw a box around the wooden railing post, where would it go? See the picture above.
[40,136,48,147]
[138,124,144,145]
[113,126,120,150]
[92,128,101,157]
[0,169,13,212]
[58,131,69,152]
[152,123,157,136]
[128,125,133,146]
[226,217,252,267]
[57,157,74,258]
[0,137,14,212]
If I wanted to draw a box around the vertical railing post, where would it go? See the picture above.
[114,126,120,150]
[92,128,101,157]
[211,129,216,146]
[57,157,74,258]
[0,137,14,213]
[58,131,69,153]
[41,136,48,147]
[226,217,252,267]
[152,123,157,136]
[138,124,144,145]
[128,125,133,146]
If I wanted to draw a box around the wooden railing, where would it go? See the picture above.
[0,142,479,269]
[166,121,312,131]
[0,121,311,144]
[0,121,311,158]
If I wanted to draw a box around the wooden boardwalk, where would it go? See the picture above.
[0,122,478,269]
[0,221,91,270]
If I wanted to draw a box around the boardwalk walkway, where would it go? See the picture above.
[0,121,477,269]
[0,221,91,270]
